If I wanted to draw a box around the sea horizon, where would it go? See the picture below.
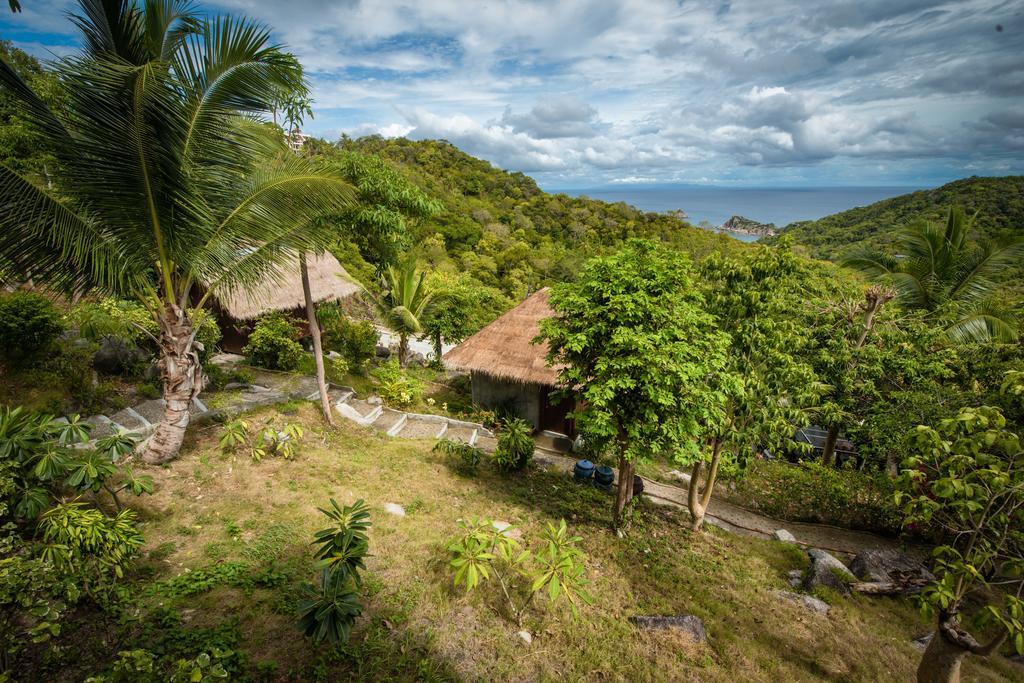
[556,184,927,238]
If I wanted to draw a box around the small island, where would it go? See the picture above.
[721,215,778,238]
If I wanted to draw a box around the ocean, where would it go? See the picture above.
[561,185,923,242]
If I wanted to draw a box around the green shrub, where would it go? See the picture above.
[728,460,901,535]
[494,417,534,471]
[298,499,371,644]
[137,382,161,400]
[320,306,378,371]
[371,359,424,407]
[243,313,303,371]
[433,438,483,475]
[70,297,156,345]
[192,312,222,362]
[0,292,65,366]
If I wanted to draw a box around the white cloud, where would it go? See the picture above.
[3,0,1022,185]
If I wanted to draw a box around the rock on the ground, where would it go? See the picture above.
[787,569,803,587]
[912,632,933,651]
[849,549,935,589]
[802,548,854,595]
[666,469,692,485]
[93,337,148,375]
[773,529,797,543]
[383,503,405,517]
[629,615,707,643]
[517,630,532,645]
[209,352,246,366]
[775,590,830,614]
[367,395,383,406]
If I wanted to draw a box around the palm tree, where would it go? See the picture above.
[843,207,1024,343]
[0,0,354,463]
[372,254,434,367]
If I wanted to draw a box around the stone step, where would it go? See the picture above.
[370,408,405,434]
[444,424,476,444]
[393,415,447,439]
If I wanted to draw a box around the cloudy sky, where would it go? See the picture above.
[2,0,1023,188]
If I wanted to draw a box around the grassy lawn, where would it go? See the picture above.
[92,403,1017,682]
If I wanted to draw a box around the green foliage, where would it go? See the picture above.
[330,136,743,304]
[39,503,144,581]
[243,313,304,371]
[422,271,512,363]
[896,397,1024,656]
[0,41,60,179]
[0,291,65,366]
[446,517,593,625]
[298,499,372,644]
[843,206,1024,342]
[729,460,901,535]
[218,419,303,461]
[538,239,729,478]
[70,297,157,345]
[318,304,378,370]
[371,253,435,366]
[773,176,1024,301]
[432,438,483,476]
[494,417,534,471]
[371,359,424,407]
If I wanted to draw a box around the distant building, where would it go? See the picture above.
[286,129,308,154]
[206,252,360,353]
[443,288,574,435]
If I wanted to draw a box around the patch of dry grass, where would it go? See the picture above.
[124,404,1018,682]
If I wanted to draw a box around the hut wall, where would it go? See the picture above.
[471,372,541,429]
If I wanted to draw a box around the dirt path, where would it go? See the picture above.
[533,452,906,557]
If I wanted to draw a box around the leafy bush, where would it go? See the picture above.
[494,417,534,471]
[298,499,371,644]
[320,306,378,371]
[218,419,303,461]
[0,292,65,366]
[371,359,424,407]
[136,383,161,400]
[71,297,156,345]
[432,438,483,475]
[203,364,254,391]
[0,407,150,673]
[243,313,303,370]
[446,518,592,625]
[727,460,901,535]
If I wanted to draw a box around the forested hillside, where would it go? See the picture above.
[774,176,1024,262]
[313,135,744,302]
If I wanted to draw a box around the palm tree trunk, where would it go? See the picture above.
[398,333,409,368]
[301,253,335,426]
[142,304,202,464]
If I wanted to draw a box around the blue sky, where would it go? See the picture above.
[3,0,1023,189]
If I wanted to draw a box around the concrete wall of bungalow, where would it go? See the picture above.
[470,372,575,436]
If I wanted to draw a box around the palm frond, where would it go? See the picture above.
[947,238,1024,305]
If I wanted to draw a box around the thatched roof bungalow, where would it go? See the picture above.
[444,288,574,434]
[209,252,361,352]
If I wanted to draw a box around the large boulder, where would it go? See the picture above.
[802,548,854,595]
[775,590,830,614]
[849,549,934,589]
[93,337,148,375]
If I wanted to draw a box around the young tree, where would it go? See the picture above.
[422,271,511,366]
[539,240,729,527]
[896,389,1024,682]
[0,1,355,463]
[688,243,820,531]
[844,206,1024,343]
[372,253,435,368]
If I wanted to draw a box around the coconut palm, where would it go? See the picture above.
[842,207,1024,343]
[372,254,434,367]
[0,0,355,463]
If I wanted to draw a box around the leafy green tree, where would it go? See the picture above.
[422,271,511,366]
[687,243,821,531]
[844,206,1024,343]
[371,253,435,367]
[0,0,355,463]
[539,240,729,526]
[896,393,1024,682]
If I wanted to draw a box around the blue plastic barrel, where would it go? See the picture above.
[573,459,595,482]
[594,465,614,490]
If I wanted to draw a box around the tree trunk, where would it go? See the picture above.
[885,450,899,478]
[613,456,637,527]
[431,331,444,368]
[142,304,202,464]
[301,253,335,426]
[822,424,840,467]
[688,439,724,532]
[918,628,968,683]
[398,333,409,368]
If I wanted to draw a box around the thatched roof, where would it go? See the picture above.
[443,288,560,386]
[214,252,360,321]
